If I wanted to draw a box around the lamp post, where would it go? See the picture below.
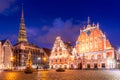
[37,57,41,69]
[43,57,47,70]
[43,57,46,64]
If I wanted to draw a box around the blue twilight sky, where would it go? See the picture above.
[0,0,120,49]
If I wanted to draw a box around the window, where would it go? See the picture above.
[65,59,66,62]
[102,63,105,68]
[55,53,57,56]
[59,49,62,51]
[60,59,62,62]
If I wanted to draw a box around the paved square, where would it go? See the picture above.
[0,70,120,80]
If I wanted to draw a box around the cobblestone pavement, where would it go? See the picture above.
[0,70,120,80]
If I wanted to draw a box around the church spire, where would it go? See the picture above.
[18,5,28,43]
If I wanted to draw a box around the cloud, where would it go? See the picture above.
[28,18,83,48]
[27,27,39,37]
[0,18,84,48]
[0,0,17,15]
[41,26,49,31]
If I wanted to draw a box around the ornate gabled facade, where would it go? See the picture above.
[0,39,13,69]
[49,36,73,69]
[74,18,115,69]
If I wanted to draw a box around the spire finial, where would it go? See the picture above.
[21,3,24,18]
[87,16,90,24]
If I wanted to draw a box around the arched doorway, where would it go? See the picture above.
[94,63,98,69]
[78,63,82,69]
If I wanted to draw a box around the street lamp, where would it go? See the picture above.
[43,57,46,62]
[37,57,41,69]
[37,57,41,65]
[37,57,41,60]
[43,57,47,70]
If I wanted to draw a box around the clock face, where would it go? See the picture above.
[87,30,91,36]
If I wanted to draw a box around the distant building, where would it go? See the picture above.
[13,6,50,69]
[74,17,116,69]
[49,36,73,69]
[0,39,13,69]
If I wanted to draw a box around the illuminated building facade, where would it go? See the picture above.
[13,6,50,69]
[49,36,73,69]
[0,40,13,69]
[14,42,50,68]
[74,18,115,69]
